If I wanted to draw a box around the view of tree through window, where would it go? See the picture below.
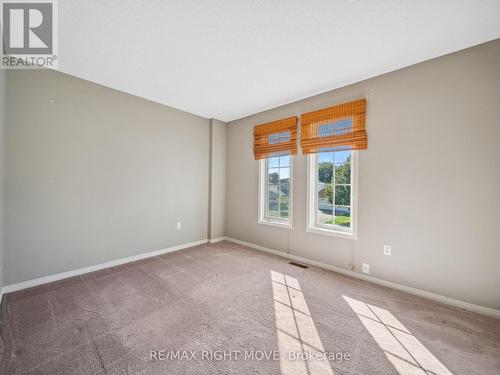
[316,150,352,228]
[265,154,290,221]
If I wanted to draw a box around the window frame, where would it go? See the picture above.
[306,151,358,240]
[258,154,293,229]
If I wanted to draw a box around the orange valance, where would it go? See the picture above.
[300,99,367,154]
[253,117,298,160]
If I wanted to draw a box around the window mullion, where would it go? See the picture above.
[314,155,319,227]
[266,159,270,219]
[332,152,336,227]
[278,157,282,219]
[278,182,281,218]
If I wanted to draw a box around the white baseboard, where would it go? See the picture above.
[1,239,209,296]
[3,236,499,319]
[225,237,500,319]
[209,236,227,243]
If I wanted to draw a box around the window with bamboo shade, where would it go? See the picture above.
[253,117,298,160]
[300,99,367,154]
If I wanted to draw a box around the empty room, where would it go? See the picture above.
[0,1,499,374]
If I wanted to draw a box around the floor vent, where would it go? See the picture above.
[288,261,308,269]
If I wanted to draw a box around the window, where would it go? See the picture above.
[258,153,292,228]
[307,150,357,239]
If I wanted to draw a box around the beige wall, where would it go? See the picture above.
[5,69,210,284]
[0,69,5,293]
[226,39,500,310]
[209,119,227,240]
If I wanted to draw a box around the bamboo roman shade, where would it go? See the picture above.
[300,99,367,154]
[253,116,298,160]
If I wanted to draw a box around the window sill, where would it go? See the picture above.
[306,226,357,240]
[258,218,292,229]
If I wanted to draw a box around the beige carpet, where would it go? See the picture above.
[0,240,499,374]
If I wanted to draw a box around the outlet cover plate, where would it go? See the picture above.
[362,263,370,274]
[384,245,392,256]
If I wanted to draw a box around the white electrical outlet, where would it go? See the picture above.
[176,222,182,230]
[362,263,370,274]
[383,244,392,256]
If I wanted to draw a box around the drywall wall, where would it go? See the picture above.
[0,69,5,295]
[5,69,210,284]
[226,39,500,310]
[209,119,227,239]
